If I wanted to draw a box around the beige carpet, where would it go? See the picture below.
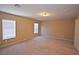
[0,36,79,55]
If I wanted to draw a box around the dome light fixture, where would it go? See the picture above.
[40,11,50,17]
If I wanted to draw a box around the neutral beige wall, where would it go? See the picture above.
[74,17,79,51]
[41,19,75,41]
[0,13,2,45]
[0,12,41,47]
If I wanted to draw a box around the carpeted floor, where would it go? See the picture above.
[0,36,79,55]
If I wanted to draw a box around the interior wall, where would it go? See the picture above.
[0,12,41,47]
[41,19,75,41]
[74,17,79,51]
[0,13,2,45]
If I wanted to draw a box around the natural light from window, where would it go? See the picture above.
[34,23,38,33]
[2,19,16,40]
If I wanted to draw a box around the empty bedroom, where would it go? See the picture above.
[0,4,79,55]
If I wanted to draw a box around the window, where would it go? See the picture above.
[34,23,38,33]
[2,19,16,40]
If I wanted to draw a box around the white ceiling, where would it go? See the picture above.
[0,4,79,20]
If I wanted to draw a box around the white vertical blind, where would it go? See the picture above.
[2,19,16,40]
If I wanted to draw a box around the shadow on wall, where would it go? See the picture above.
[41,19,75,41]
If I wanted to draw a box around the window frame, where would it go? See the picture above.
[34,23,39,34]
[2,19,16,40]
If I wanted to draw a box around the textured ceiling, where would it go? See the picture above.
[0,4,79,20]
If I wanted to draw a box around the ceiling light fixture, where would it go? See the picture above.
[40,11,50,17]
